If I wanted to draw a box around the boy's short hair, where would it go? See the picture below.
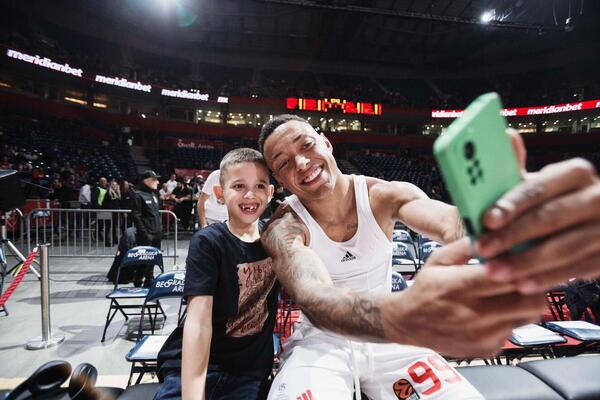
[219,148,268,186]
[258,114,309,155]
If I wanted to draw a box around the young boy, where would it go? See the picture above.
[154,148,278,400]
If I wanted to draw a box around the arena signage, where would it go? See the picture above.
[95,75,152,92]
[160,89,229,104]
[286,97,382,115]
[432,99,600,118]
[176,139,215,149]
[161,89,209,101]
[6,48,83,78]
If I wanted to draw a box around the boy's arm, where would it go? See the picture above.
[182,295,213,400]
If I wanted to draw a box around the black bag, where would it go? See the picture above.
[564,280,600,322]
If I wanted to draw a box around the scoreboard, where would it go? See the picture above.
[286,97,382,115]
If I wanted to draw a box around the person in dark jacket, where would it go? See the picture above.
[131,170,163,286]
[107,172,162,285]
[132,171,162,246]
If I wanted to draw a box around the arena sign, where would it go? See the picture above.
[95,75,152,92]
[6,48,83,78]
[286,97,382,115]
[161,89,209,100]
[432,99,600,118]
[160,89,229,103]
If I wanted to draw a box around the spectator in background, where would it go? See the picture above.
[91,177,108,209]
[79,180,91,209]
[131,170,163,287]
[50,178,68,206]
[190,175,205,229]
[63,174,80,207]
[269,184,287,213]
[0,156,12,169]
[171,179,193,232]
[197,169,228,228]
[91,177,109,242]
[165,173,178,194]
[103,180,122,246]
[120,180,135,229]
[159,182,171,202]
[190,175,205,200]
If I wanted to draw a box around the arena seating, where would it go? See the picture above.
[0,110,138,198]
[350,152,448,201]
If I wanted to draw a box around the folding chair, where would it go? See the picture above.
[391,241,418,277]
[417,234,442,265]
[391,271,408,292]
[125,270,186,386]
[101,246,164,342]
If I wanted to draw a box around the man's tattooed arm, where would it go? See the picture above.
[261,212,386,341]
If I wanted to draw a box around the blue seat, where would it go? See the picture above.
[125,270,186,386]
[391,242,418,275]
[101,246,164,343]
[418,235,443,265]
[391,271,408,292]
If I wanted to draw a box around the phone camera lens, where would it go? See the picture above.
[464,141,475,160]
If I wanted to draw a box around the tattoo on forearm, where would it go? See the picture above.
[300,283,385,340]
[263,215,386,341]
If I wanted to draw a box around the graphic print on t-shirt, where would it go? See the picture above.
[225,257,276,337]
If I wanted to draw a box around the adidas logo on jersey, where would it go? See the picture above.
[340,251,356,262]
[296,389,314,400]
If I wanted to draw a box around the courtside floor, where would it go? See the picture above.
[0,238,190,390]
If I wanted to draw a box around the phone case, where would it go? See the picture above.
[433,92,522,238]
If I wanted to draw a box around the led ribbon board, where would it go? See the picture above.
[286,97,382,115]
[432,100,600,118]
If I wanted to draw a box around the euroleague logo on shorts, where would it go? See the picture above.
[393,378,420,400]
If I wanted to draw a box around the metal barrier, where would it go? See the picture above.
[25,208,178,265]
[1,208,26,251]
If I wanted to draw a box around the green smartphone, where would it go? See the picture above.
[434,92,522,239]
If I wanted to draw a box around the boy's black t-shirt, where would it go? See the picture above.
[158,222,279,379]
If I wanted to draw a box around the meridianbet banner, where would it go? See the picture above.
[6,48,83,77]
[5,48,228,103]
[432,99,600,118]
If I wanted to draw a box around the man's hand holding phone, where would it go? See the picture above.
[434,92,600,295]
[478,155,600,294]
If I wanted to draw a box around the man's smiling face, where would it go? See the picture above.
[263,120,338,202]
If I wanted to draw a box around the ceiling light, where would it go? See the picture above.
[480,9,495,24]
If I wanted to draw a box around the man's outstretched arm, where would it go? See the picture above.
[262,211,546,356]
[262,215,386,340]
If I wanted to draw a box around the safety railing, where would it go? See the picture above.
[1,208,26,250]
[25,208,178,265]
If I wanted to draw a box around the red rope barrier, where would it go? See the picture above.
[0,247,38,307]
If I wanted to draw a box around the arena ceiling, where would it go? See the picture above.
[4,0,599,73]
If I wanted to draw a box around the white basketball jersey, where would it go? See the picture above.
[286,175,393,295]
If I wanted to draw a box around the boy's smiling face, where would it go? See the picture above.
[215,161,274,225]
